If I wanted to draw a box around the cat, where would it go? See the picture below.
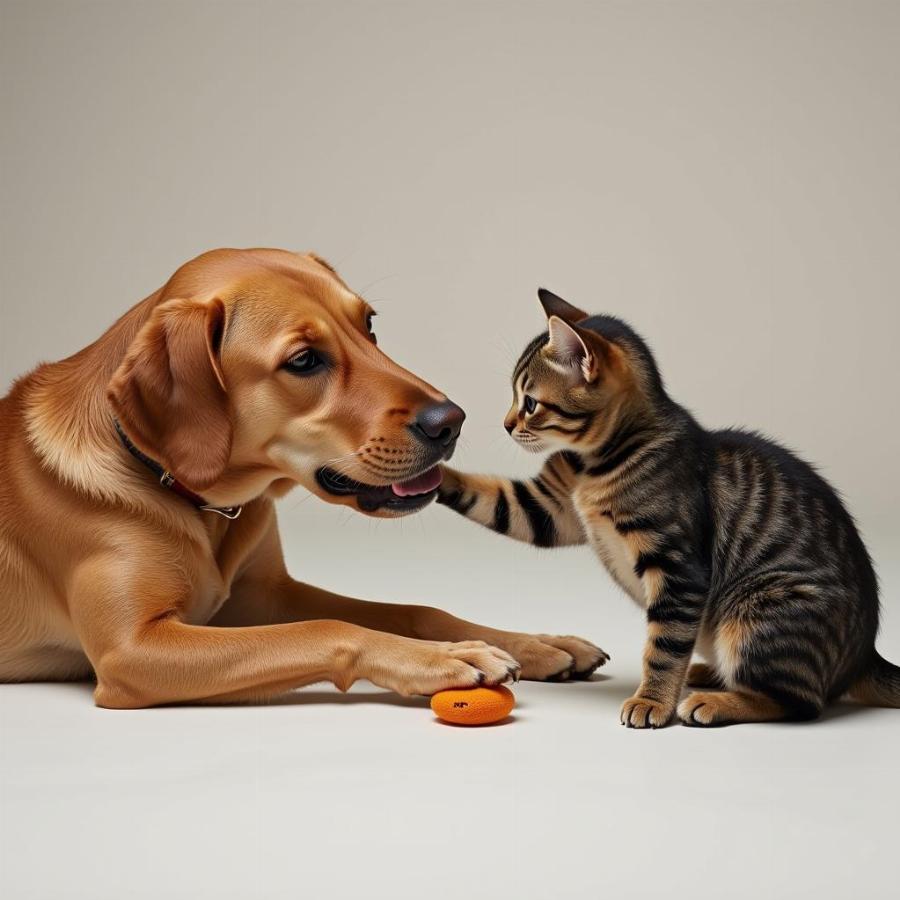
[437,288,899,727]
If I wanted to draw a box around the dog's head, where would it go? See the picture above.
[107,248,463,516]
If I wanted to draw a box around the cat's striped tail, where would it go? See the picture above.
[849,652,900,707]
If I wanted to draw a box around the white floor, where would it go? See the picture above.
[2,516,898,900]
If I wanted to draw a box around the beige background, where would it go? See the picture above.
[2,3,899,900]
[2,0,899,536]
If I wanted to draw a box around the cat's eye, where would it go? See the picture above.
[284,349,324,374]
[524,395,537,414]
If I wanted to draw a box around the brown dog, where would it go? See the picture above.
[0,248,606,707]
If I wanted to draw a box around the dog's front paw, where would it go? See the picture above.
[620,695,673,729]
[500,633,609,681]
[362,636,521,697]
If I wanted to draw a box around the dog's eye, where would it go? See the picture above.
[524,395,537,414]
[284,349,323,374]
[366,311,377,343]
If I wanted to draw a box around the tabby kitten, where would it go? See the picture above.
[438,289,899,727]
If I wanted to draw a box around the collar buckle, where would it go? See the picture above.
[200,504,243,520]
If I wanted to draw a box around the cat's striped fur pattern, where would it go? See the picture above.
[438,289,899,727]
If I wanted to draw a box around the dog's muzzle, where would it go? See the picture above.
[315,464,444,513]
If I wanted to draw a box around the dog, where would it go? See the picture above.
[0,248,607,706]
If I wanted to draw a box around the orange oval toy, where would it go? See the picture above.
[430,685,515,726]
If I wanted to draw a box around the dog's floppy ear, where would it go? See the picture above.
[537,288,588,324]
[108,298,231,491]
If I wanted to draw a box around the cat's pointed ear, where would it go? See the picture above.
[537,288,588,324]
[547,316,616,384]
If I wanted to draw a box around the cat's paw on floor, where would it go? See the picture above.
[620,695,673,728]
[677,690,787,726]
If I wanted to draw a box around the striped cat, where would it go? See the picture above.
[438,289,899,727]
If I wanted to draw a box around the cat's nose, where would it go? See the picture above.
[412,400,466,447]
[504,421,515,434]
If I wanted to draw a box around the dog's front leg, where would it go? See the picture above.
[72,560,519,708]
[89,618,519,707]
[224,575,610,683]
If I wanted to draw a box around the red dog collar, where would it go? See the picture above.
[114,420,242,520]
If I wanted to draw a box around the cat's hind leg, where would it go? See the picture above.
[678,689,788,726]
[678,612,826,726]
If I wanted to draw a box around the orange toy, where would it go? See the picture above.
[430,685,515,726]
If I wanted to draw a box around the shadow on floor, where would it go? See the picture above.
[249,675,615,709]
[259,690,431,709]
[580,672,613,684]
[9,671,618,711]
[813,700,888,724]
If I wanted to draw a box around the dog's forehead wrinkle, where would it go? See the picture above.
[226,290,335,342]
[170,258,361,353]
[283,321,322,345]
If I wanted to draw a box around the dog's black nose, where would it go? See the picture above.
[412,400,466,446]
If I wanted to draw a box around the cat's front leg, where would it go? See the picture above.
[621,562,709,728]
[438,455,586,547]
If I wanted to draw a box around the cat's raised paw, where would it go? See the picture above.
[620,695,673,728]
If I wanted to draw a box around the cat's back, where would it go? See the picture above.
[706,428,877,608]
[709,428,848,519]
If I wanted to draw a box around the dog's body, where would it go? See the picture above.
[0,249,605,706]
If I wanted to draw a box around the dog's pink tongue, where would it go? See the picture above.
[391,466,443,497]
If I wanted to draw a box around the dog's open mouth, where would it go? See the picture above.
[315,465,443,513]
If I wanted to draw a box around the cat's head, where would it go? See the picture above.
[505,290,661,454]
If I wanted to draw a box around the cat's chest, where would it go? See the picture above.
[573,486,646,606]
